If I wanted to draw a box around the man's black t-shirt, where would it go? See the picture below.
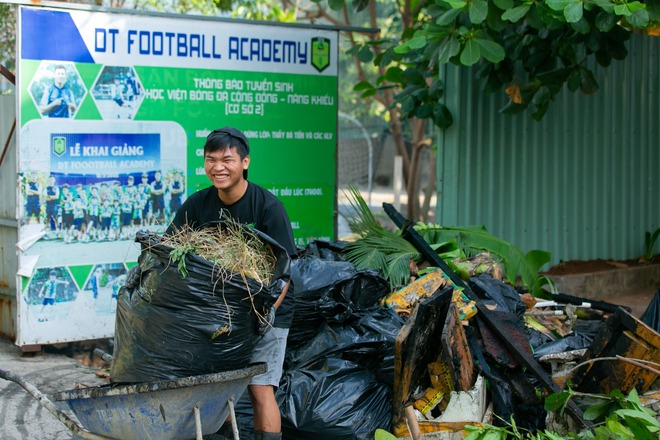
[166,182,297,328]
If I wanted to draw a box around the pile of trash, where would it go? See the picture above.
[257,209,660,440]
[111,213,660,439]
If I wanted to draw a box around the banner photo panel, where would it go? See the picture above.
[16,5,338,345]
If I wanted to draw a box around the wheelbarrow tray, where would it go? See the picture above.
[52,363,266,440]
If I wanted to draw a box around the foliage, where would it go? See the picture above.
[464,416,566,439]
[415,222,554,296]
[0,3,16,85]
[465,388,660,439]
[131,0,234,15]
[644,228,660,262]
[342,0,652,123]
[343,185,554,295]
[547,387,660,439]
[343,185,422,288]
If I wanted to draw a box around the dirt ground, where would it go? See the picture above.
[544,257,660,318]
[544,256,660,276]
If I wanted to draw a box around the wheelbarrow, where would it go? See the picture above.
[0,350,265,440]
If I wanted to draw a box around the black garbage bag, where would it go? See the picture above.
[641,289,660,332]
[279,357,392,440]
[286,256,357,350]
[317,270,391,325]
[111,224,291,383]
[303,239,347,261]
[233,310,400,440]
[287,307,403,385]
[468,274,526,317]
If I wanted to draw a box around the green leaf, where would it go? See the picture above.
[501,5,530,22]
[438,37,461,64]
[374,429,398,440]
[444,0,468,8]
[624,418,659,440]
[629,9,650,28]
[579,67,599,94]
[627,1,647,13]
[546,0,573,12]
[595,11,617,31]
[345,45,359,56]
[469,0,489,24]
[328,0,345,11]
[520,249,552,289]
[428,78,445,99]
[615,409,660,429]
[433,103,453,128]
[582,400,614,421]
[394,35,427,54]
[544,390,572,414]
[493,0,513,10]
[606,418,634,437]
[571,16,591,34]
[564,2,583,22]
[614,4,632,16]
[437,8,463,25]
[409,35,428,50]
[353,81,375,92]
[592,0,615,14]
[358,45,374,62]
[402,68,426,85]
[460,39,481,66]
[475,38,505,63]
[385,66,404,84]
[415,103,434,118]
[361,88,378,98]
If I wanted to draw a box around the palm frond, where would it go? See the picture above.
[342,185,420,289]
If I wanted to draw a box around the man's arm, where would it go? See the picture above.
[273,281,290,310]
[40,99,61,115]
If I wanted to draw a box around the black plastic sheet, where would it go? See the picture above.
[111,224,291,383]
[532,333,593,361]
[468,273,527,317]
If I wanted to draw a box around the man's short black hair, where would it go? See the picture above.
[204,127,250,179]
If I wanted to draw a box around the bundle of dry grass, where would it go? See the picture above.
[160,220,277,286]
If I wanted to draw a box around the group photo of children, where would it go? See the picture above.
[20,168,186,243]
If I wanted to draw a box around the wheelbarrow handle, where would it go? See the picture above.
[93,348,114,365]
[0,369,114,440]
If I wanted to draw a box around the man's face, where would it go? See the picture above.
[54,68,67,87]
[204,147,249,192]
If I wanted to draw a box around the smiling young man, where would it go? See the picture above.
[165,127,296,440]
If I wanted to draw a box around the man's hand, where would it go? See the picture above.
[257,306,276,335]
[125,266,141,289]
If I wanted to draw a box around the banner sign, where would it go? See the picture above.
[16,6,338,345]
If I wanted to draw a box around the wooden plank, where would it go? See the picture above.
[571,307,660,394]
[441,302,474,391]
[392,286,453,425]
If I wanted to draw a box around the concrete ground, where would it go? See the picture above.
[0,337,107,440]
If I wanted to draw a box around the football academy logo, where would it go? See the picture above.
[52,136,66,156]
[311,37,330,73]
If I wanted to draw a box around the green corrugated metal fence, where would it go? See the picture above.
[437,34,660,267]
